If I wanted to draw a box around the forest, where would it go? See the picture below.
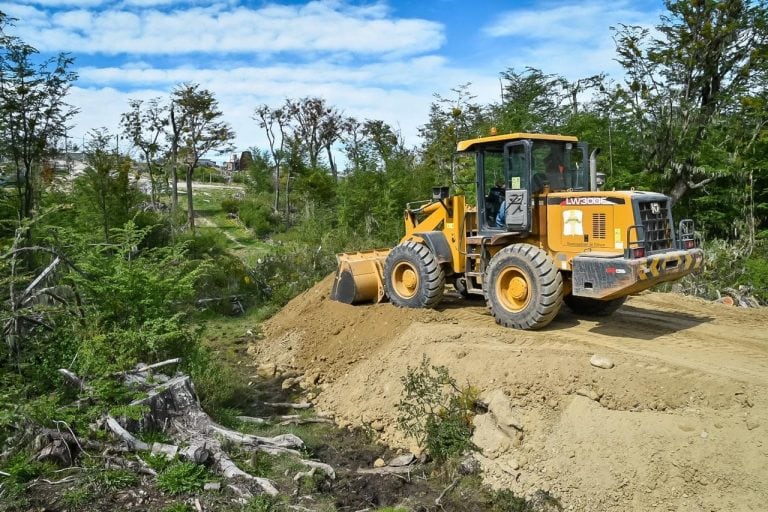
[1,0,767,510]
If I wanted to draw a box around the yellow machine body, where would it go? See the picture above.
[331,132,703,330]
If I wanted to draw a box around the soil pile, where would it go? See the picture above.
[249,276,768,511]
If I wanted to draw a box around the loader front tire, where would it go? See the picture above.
[563,295,626,317]
[485,244,563,330]
[384,241,445,308]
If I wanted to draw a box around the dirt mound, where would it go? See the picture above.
[250,276,768,511]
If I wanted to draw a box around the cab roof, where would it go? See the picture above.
[456,132,579,152]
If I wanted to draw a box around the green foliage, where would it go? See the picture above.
[78,316,196,375]
[133,209,174,250]
[193,166,226,183]
[185,342,246,412]
[142,453,175,473]
[397,356,477,462]
[109,404,150,421]
[61,486,94,507]
[73,222,202,329]
[3,452,56,483]
[237,198,280,237]
[90,468,140,491]
[156,461,208,495]
[243,494,286,512]
[73,129,142,243]
[673,240,768,304]
[246,452,274,478]
[489,489,528,512]
[178,229,228,258]
[162,504,195,512]
[221,198,240,214]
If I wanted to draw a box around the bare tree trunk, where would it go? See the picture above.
[186,166,195,233]
[325,144,337,181]
[274,162,280,213]
[170,104,180,211]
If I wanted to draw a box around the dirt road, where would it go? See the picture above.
[249,276,768,511]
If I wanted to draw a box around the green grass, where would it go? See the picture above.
[191,187,272,262]
[156,461,209,495]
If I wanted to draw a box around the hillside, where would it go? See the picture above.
[250,277,768,511]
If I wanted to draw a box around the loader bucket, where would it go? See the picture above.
[330,249,390,304]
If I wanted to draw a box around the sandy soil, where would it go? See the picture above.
[248,275,768,511]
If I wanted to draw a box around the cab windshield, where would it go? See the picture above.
[530,141,588,192]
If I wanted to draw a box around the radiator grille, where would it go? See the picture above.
[638,200,673,252]
[592,213,607,239]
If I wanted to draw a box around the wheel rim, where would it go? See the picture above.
[392,261,419,299]
[495,265,531,312]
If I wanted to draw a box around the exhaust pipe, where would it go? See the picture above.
[590,148,601,191]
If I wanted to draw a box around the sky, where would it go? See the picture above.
[1,0,664,162]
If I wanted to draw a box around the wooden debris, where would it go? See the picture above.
[263,401,312,409]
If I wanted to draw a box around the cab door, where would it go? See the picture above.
[500,140,532,233]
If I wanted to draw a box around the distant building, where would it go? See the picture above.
[198,158,217,168]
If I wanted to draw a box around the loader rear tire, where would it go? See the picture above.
[563,295,626,317]
[485,244,563,330]
[384,241,445,308]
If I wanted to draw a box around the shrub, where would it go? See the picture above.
[162,504,195,512]
[90,468,139,491]
[156,461,208,495]
[221,198,240,214]
[397,356,477,462]
[238,200,279,237]
[243,495,285,512]
[178,230,229,259]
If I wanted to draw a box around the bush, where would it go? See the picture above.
[156,461,208,495]
[239,200,279,237]
[221,198,240,214]
[178,229,229,259]
[397,356,478,462]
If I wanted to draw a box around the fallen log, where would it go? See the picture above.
[278,415,335,426]
[58,369,86,390]
[105,416,148,451]
[356,465,416,475]
[263,402,312,410]
[236,416,267,425]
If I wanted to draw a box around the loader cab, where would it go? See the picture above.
[461,133,589,235]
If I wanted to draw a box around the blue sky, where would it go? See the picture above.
[2,0,663,158]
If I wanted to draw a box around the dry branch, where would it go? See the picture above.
[263,402,312,409]
[279,415,334,426]
[57,369,85,390]
[236,416,267,425]
[121,358,182,375]
[435,476,460,506]
[356,465,415,475]
[299,459,335,479]
[105,416,149,451]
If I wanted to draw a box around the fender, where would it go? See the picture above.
[406,231,453,266]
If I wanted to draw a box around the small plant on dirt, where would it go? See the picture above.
[156,461,208,495]
[3,452,57,483]
[162,503,195,512]
[61,486,93,508]
[243,494,286,512]
[396,355,478,463]
[92,468,140,491]
[489,489,528,512]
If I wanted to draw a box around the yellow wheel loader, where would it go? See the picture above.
[331,132,704,330]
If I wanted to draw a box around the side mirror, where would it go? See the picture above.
[596,172,606,189]
[432,186,450,201]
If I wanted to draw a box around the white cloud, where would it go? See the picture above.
[480,0,661,80]
[484,1,654,40]
[13,0,104,6]
[67,56,499,157]
[9,1,444,56]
